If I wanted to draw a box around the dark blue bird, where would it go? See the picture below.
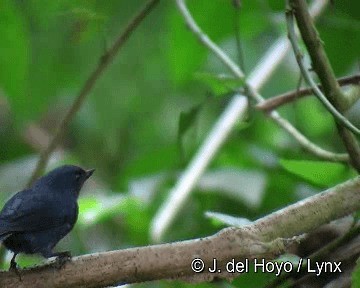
[0,165,94,269]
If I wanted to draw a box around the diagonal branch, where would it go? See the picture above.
[1,176,360,287]
[151,95,248,241]
[257,74,360,112]
[27,0,161,186]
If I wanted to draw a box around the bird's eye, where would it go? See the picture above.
[75,172,82,181]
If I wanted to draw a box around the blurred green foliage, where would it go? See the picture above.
[0,0,359,286]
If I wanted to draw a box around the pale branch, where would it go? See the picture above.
[0,228,283,288]
[27,0,161,186]
[248,176,360,242]
[257,74,360,112]
[176,0,244,79]
[151,95,248,241]
[1,177,360,287]
[288,0,360,171]
[247,0,329,90]
[173,0,346,162]
[269,111,348,162]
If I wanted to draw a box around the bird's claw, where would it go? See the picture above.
[54,251,72,269]
[9,262,22,281]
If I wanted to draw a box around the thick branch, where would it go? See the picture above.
[249,176,360,241]
[27,0,160,186]
[1,177,360,287]
[0,228,279,288]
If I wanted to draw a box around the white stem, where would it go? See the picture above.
[151,96,248,242]
[248,0,328,91]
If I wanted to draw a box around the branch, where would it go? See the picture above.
[247,87,349,162]
[247,0,329,89]
[266,219,360,288]
[257,74,360,112]
[176,0,244,79]
[27,0,161,186]
[151,95,248,241]
[152,0,347,241]
[249,176,360,241]
[288,0,360,171]
[1,176,360,287]
[285,5,360,136]
[173,0,346,163]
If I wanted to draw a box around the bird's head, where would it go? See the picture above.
[34,165,95,197]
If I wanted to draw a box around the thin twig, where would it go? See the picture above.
[247,87,349,162]
[285,7,360,136]
[27,0,161,186]
[288,0,360,171]
[178,0,244,79]
[175,0,346,163]
[257,74,360,112]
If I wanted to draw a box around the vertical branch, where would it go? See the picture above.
[27,0,161,186]
[288,0,360,172]
[285,8,360,135]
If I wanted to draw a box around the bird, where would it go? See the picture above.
[0,165,94,270]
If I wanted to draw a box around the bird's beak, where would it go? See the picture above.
[85,169,95,179]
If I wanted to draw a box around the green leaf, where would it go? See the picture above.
[78,195,142,227]
[195,72,244,96]
[167,0,276,85]
[295,97,333,138]
[121,145,178,184]
[279,159,354,187]
[167,0,234,84]
[178,104,202,138]
[0,0,29,122]
[177,103,202,164]
[352,258,360,287]
[319,5,360,75]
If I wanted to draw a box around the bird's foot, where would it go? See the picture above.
[53,251,72,269]
[9,260,17,271]
[9,261,22,281]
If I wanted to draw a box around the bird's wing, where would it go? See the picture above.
[0,189,71,236]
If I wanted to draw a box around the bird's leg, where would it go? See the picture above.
[9,253,22,280]
[9,253,18,271]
